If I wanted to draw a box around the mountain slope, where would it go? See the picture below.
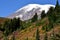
[7,4,55,21]
[7,17,60,40]
[0,17,9,23]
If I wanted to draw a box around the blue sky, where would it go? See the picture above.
[0,0,60,17]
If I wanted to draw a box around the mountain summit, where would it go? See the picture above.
[8,4,55,21]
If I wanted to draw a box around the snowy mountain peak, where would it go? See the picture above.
[8,4,55,21]
[16,4,55,13]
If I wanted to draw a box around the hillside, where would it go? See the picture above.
[0,17,9,23]
[7,17,60,40]
[0,17,60,40]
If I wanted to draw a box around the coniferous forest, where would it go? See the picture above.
[0,0,60,40]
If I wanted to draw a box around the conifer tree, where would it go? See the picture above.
[47,7,56,27]
[41,10,46,19]
[55,0,59,8]
[31,13,38,22]
[0,23,5,32]
[44,24,48,40]
[36,27,40,40]
[3,20,10,36]
[55,0,60,22]
[47,6,57,40]
[2,17,21,36]
[12,17,20,31]
[0,23,1,27]
[55,0,60,12]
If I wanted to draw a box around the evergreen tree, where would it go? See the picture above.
[36,28,40,40]
[0,23,5,32]
[31,13,38,22]
[47,7,56,40]
[47,7,56,28]
[0,23,1,27]
[12,18,17,30]
[3,20,9,39]
[54,0,60,23]
[44,24,48,40]
[2,17,21,36]
[11,17,20,31]
[9,19,13,33]
[16,18,21,28]
[41,10,46,19]
[55,0,60,12]
[3,20,10,36]
[55,0,59,8]
[47,6,58,40]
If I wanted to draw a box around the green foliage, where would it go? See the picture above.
[42,25,47,31]
[47,7,56,23]
[36,18,46,27]
[3,20,10,36]
[43,25,48,40]
[46,0,60,31]
[41,10,46,19]
[54,0,60,23]
[55,0,60,13]
[44,33,48,40]
[0,18,21,36]
[35,21,41,26]
[42,24,54,32]
[4,36,8,40]
[36,28,40,40]
[11,18,20,31]
[21,21,32,30]
[0,23,2,27]
[0,23,5,32]
[42,25,48,32]
[46,7,56,31]
[31,13,38,22]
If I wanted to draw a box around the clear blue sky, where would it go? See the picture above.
[0,0,60,17]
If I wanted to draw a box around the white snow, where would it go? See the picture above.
[8,4,55,21]
[16,4,55,13]
[16,14,23,18]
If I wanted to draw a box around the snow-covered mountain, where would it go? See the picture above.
[8,4,55,21]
